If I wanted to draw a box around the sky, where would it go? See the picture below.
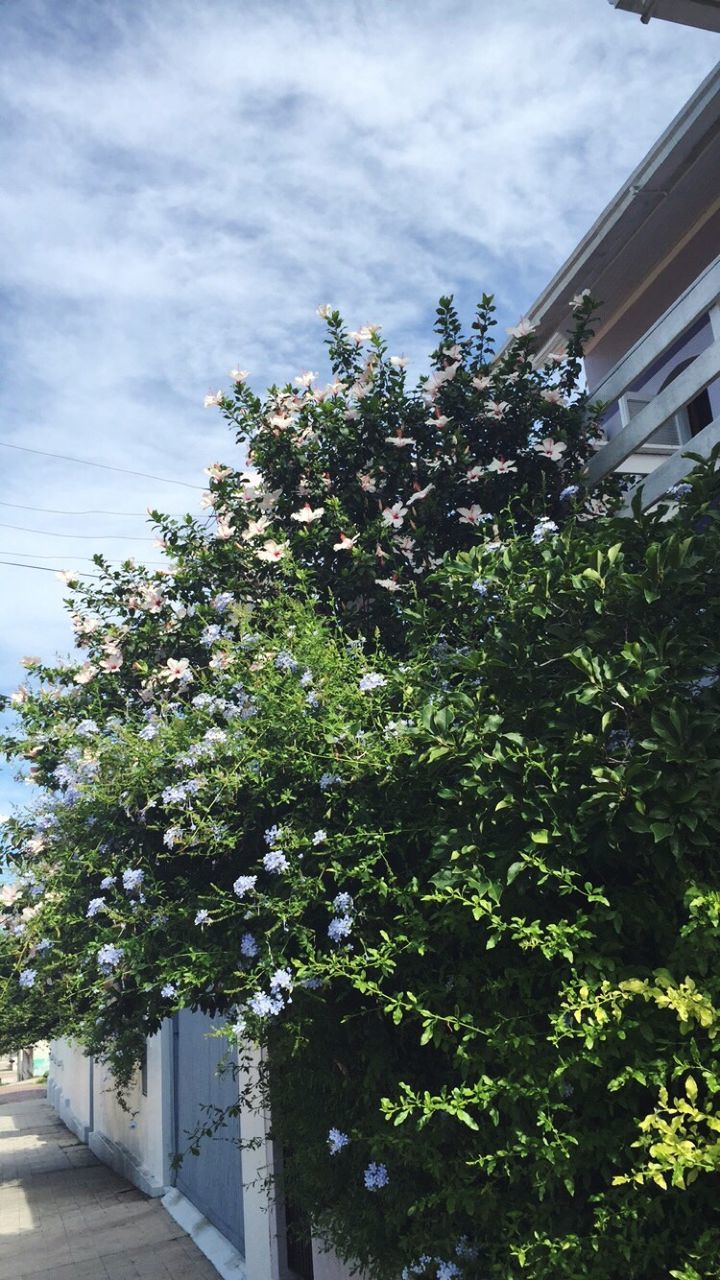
[0,0,716,817]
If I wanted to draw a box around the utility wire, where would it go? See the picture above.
[0,440,205,490]
[0,500,184,517]
[0,521,156,541]
[0,551,167,565]
[0,559,102,577]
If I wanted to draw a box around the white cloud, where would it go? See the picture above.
[0,0,715,799]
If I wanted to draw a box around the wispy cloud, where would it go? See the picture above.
[0,0,715,810]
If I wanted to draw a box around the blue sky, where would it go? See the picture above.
[0,0,716,819]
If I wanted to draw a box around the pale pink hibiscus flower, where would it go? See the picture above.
[256,539,286,564]
[534,438,567,462]
[382,502,407,530]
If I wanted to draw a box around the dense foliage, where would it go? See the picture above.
[3,300,719,1280]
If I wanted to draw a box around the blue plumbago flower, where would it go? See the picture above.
[358,672,386,692]
[363,1162,389,1191]
[312,829,327,845]
[559,484,580,501]
[185,779,204,795]
[275,649,299,673]
[122,868,145,893]
[270,967,293,993]
[472,578,489,595]
[241,932,258,958]
[306,692,319,708]
[263,850,289,875]
[531,517,558,544]
[97,944,123,974]
[75,719,99,736]
[163,827,184,849]
[35,939,52,953]
[332,892,353,915]
[327,1128,349,1155]
[19,968,37,988]
[191,692,214,709]
[264,824,281,847]
[436,1263,461,1280]
[194,908,210,926]
[138,723,159,741]
[99,876,115,893]
[670,482,693,497]
[200,624,223,646]
[212,591,235,613]
[455,1236,479,1261]
[231,1013,247,1040]
[161,983,177,998]
[328,914,354,943]
[319,772,342,791]
[162,783,188,805]
[385,719,411,737]
[233,875,257,899]
[86,897,107,919]
[248,990,284,1017]
[204,727,227,744]
[299,669,314,687]
[401,1255,433,1279]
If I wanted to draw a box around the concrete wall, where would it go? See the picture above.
[90,1025,172,1197]
[47,1037,93,1143]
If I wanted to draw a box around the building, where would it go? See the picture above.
[609,0,720,32]
[46,54,720,1280]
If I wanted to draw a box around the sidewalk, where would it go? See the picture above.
[0,1091,219,1279]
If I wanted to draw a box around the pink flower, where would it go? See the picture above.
[294,371,318,388]
[241,516,271,541]
[101,651,123,673]
[358,473,377,493]
[506,318,536,339]
[10,686,29,705]
[258,489,282,511]
[385,433,416,448]
[204,391,224,408]
[534,437,567,462]
[74,663,97,685]
[348,324,381,343]
[486,457,517,474]
[457,505,489,526]
[428,413,451,428]
[317,303,332,319]
[375,577,403,592]
[406,483,434,505]
[472,375,492,391]
[0,884,20,907]
[333,532,359,551]
[486,400,510,420]
[230,368,249,382]
[290,504,325,524]
[215,515,236,541]
[164,657,192,682]
[140,587,164,613]
[201,491,216,509]
[466,465,484,483]
[256,539,286,564]
[389,355,408,368]
[56,570,79,586]
[540,388,566,406]
[381,502,407,529]
[204,463,232,480]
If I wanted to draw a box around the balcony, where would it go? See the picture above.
[586,254,720,512]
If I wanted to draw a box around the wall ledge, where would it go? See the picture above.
[89,1129,166,1198]
[162,1187,248,1279]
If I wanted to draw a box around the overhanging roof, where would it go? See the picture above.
[609,0,720,33]
[520,63,720,361]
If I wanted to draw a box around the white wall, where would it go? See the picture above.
[47,1036,93,1143]
[90,1023,172,1196]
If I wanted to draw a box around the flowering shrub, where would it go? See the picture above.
[2,300,719,1278]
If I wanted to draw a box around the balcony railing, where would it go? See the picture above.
[586,254,720,512]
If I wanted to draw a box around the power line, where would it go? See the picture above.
[0,500,184,517]
[0,521,156,541]
[0,551,168,565]
[0,441,205,490]
[0,558,102,577]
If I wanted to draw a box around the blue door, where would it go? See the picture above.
[172,1009,245,1253]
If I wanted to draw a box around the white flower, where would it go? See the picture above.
[385,434,416,448]
[540,387,566,406]
[466,465,484,483]
[375,577,403,592]
[570,288,591,311]
[472,374,492,391]
[164,657,192,682]
[381,502,407,530]
[316,303,332,319]
[389,355,408,368]
[204,391,224,408]
[101,650,123,673]
[357,473,377,493]
[359,672,386,692]
[294,371,318,388]
[230,368,249,382]
[506,317,536,339]
[56,570,80,586]
[204,463,232,480]
[290,504,324,524]
[0,884,20,907]
[348,324,381,343]
[333,532,359,552]
[534,437,567,462]
[10,686,29,705]
[215,514,236,541]
[457,505,489,526]
[256,539,287,564]
[406,483,434,506]
[486,457,517,474]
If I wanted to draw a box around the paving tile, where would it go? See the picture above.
[0,1095,221,1278]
